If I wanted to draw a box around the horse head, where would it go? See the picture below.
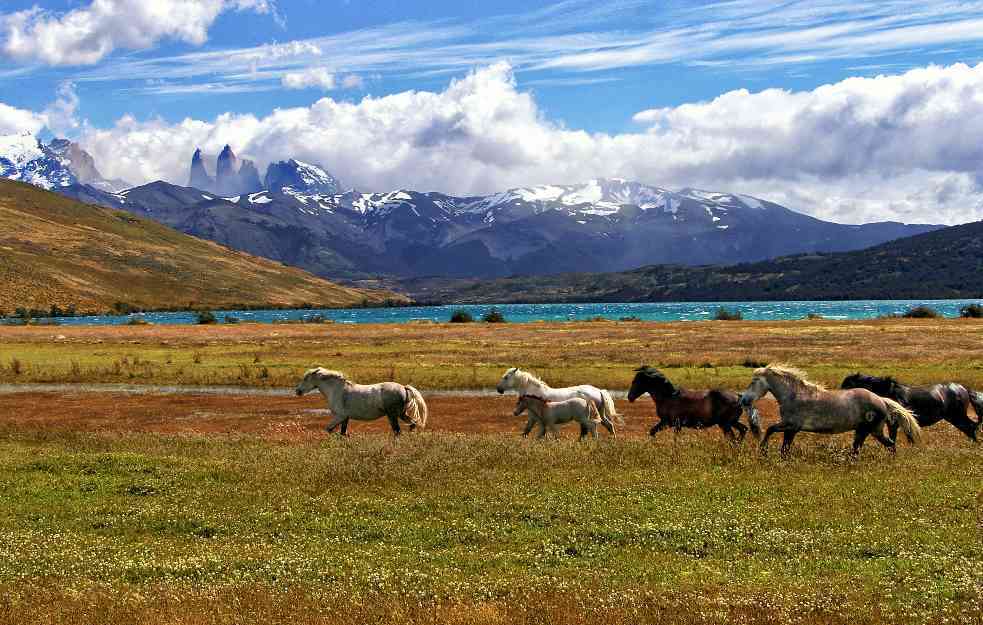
[629,366,679,401]
[295,367,345,396]
[497,367,519,394]
[514,394,545,416]
[841,372,898,398]
[739,370,772,407]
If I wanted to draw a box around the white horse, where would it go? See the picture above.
[514,394,601,440]
[497,367,623,435]
[295,367,428,436]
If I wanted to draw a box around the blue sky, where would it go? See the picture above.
[3,0,983,224]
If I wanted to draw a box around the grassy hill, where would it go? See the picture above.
[403,219,983,303]
[0,180,406,314]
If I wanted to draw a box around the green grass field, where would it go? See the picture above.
[0,430,980,624]
[1,320,982,624]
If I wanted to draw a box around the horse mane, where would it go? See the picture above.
[634,365,681,396]
[756,364,826,395]
[312,367,347,381]
[520,394,548,404]
[511,369,547,389]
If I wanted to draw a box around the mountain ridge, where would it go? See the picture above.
[398,219,983,304]
[1,134,944,282]
[0,179,405,314]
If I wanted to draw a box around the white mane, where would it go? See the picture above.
[510,368,549,390]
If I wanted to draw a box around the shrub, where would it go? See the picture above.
[805,313,825,320]
[224,315,240,324]
[713,307,743,321]
[960,303,983,318]
[304,314,328,324]
[126,317,150,326]
[196,310,217,325]
[619,316,642,322]
[482,308,507,323]
[902,305,942,319]
[449,310,474,323]
[742,358,767,368]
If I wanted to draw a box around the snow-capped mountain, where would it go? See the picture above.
[0,133,129,193]
[265,159,342,195]
[0,133,77,190]
[2,134,941,281]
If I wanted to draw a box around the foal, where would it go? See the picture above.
[514,394,601,440]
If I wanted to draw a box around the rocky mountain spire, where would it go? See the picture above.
[189,148,215,192]
[215,145,239,195]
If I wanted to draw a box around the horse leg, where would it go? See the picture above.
[340,419,349,436]
[779,430,799,457]
[536,422,547,439]
[324,413,348,433]
[760,422,794,454]
[870,427,897,453]
[946,409,978,442]
[732,421,748,443]
[885,419,900,445]
[851,426,871,456]
[649,420,667,438]
[521,415,536,437]
[386,412,401,436]
[719,423,735,441]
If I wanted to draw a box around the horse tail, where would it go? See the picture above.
[883,398,922,446]
[587,400,602,423]
[600,390,624,425]
[968,390,983,427]
[404,385,428,429]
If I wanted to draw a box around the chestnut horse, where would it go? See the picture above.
[627,366,753,441]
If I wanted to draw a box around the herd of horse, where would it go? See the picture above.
[295,364,983,455]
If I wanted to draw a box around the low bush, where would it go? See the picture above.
[902,305,942,319]
[224,315,240,324]
[449,310,474,323]
[959,303,983,318]
[713,307,743,321]
[482,308,507,323]
[196,310,217,325]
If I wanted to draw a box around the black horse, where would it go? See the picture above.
[628,366,755,441]
[841,373,982,442]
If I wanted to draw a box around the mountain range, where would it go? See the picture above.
[1,134,943,282]
[399,218,983,303]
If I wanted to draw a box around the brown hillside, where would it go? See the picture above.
[0,180,406,313]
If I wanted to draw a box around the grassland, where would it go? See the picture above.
[0,424,980,625]
[0,180,403,313]
[2,318,983,392]
[1,318,981,624]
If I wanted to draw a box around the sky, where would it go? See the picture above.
[2,0,983,224]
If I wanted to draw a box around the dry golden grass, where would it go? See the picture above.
[0,180,403,313]
[1,317,983,391]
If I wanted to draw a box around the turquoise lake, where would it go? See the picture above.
[26,299,983,325]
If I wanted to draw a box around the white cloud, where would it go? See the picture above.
[58,62,983,225]
[282,68,336,91]
[1,0,276,66]
[0,102,45,135]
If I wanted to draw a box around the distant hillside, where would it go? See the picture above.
[402,220,983,303]
[0,180,406,314]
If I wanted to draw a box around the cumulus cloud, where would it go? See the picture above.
[282,68,335,91]
[66,62,983,225]
[0,102,46,135]
[1,0,277,66]
[0,82,80,136]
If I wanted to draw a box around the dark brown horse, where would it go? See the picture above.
[841,373,982,443]
[628,366,755,441]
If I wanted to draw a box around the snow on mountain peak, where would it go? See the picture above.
[0,132,76,190]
